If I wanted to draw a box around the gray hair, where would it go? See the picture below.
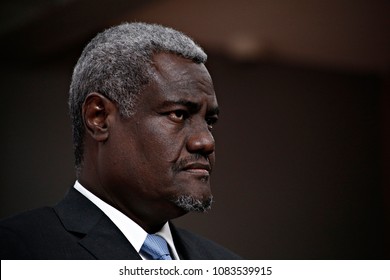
[69,22,207,171]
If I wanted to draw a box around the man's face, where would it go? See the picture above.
[99,53,219,224]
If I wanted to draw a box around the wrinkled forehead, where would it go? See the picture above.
[136,53,218,113]
[149,52,215,93]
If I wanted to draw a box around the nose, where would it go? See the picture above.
[186,125,215,156]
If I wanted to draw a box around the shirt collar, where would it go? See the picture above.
[73,181,180,259]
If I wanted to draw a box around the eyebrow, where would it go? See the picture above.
[161,99,219,115]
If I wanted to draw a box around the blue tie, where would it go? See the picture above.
[141,234,173,260]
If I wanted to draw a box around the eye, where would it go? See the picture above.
[206,117,218,130]
[168,110,188,122]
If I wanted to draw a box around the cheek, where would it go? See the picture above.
[137,120,186,165]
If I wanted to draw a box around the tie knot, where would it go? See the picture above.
[141,234,172,260]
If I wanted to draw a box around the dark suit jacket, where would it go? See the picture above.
[0,188,241,260]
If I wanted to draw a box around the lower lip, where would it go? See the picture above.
[183,169,210,176]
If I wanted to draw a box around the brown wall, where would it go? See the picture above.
[176,55,385,259]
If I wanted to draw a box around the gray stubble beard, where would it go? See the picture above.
[172,195,214,213]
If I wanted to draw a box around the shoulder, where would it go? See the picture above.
[0,207,65,259]
[171,225,242,260]
[0,207,59,235]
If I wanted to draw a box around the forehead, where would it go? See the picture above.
[147,53,217,102]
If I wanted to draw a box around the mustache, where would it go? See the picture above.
[172,154,211,173]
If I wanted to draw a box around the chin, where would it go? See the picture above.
[171,194,214,213]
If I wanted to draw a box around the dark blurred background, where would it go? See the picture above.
[0,0,389,259]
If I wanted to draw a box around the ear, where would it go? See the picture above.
[82,92,116,142]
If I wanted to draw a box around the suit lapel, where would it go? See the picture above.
[54,188,141,260]
[78,215,141,259]
[169,222,204,260]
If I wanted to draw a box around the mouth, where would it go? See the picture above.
[182,162,211,176]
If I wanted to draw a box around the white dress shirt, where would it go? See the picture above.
[73,181,180,260]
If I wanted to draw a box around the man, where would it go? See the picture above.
[0,23,241,260]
